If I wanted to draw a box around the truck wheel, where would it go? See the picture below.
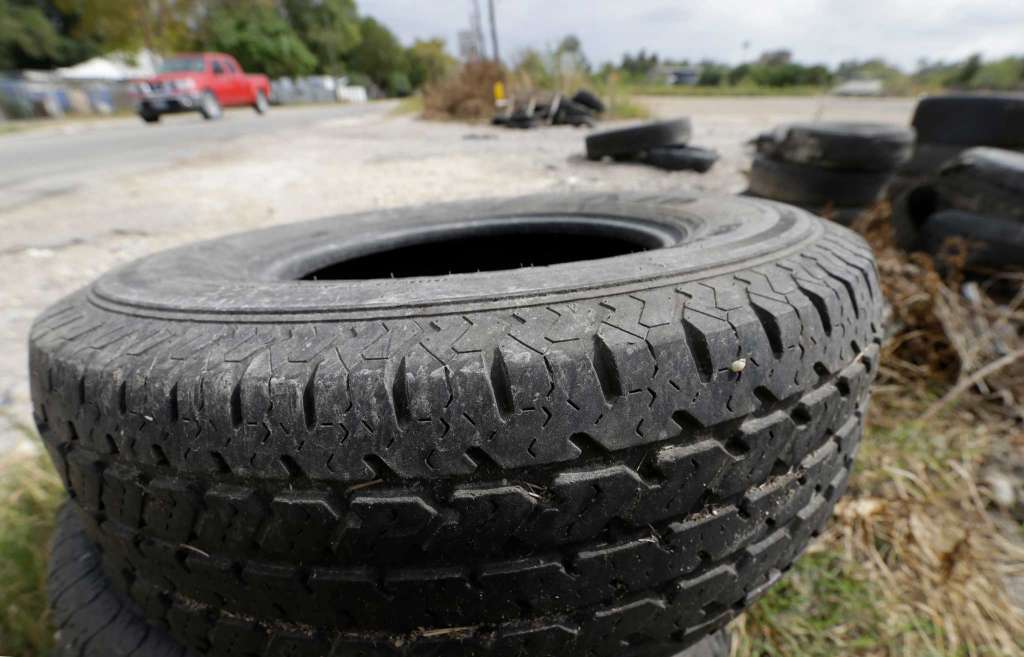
[32,192,881,657]
[199,91,222,120]
[253,90,269,115]
[139,109,160,124]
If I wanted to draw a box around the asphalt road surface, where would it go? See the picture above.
[0,101,393,216]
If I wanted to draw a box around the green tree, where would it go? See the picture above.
[511,47,552,87]
[1,0,98,69]
[620,49,658,80]
[346,16,407,94]
[406,38,455,88]
[61,0,197,54]
[696,60,730,86]
[203,4,317,77]
[947,53,982,87]
[967,57,1024,90]
[281,0,360,74]
[554,33,589,74]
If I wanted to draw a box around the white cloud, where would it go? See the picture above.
[358,0,1024,70]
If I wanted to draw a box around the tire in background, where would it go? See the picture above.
[922,209,1024,270]
[760,122,914,171]
[572,89,606,114]
[933,147,1024,221]
[747,154,892,207]
[32,192,882,657]
[891,184,941,251]
[912,93,1024,147]
[586,119,691,160]
[643,145,719,172]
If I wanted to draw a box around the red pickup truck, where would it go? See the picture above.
[135,53,271,123]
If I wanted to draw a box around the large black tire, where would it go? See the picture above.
[48,503,731,657]
[921,209,1024,269]
[48,504,196,657]
[912,93,1024,147]
[759,122,914,171]
[747,154,893,207]
[643,145,719,172]
[572,89,606,114]
[933,147,1024,221]
[32,192,881,657]
[586,119,692,160]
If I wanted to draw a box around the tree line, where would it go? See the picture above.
[0,0,455,95]
[605,48,1024,91]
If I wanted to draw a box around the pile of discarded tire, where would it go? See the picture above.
[889,93,1024,200]
[493,89,604,128]
[586,118,719,172]
[747,122,915,223]
[34,193,882,657]
[892,146,1024,269]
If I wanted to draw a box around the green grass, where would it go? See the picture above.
[0,425,64,657]
[603,93,651,120]
[390,94,424,116]
[735,551,895,656]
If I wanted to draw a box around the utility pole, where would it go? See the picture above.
[470,0,485,60]
[488,0,501,65]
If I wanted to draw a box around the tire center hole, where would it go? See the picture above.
[299,216,676,281]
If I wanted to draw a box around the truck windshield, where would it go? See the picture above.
[160,57,205,73]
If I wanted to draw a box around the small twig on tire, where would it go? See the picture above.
[921,348,1024,421]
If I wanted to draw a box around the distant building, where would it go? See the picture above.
[832,79,884,96]
[656,65,700,86]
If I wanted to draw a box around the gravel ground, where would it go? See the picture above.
[0,95,916,455]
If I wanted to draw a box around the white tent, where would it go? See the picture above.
[56,50,160,81]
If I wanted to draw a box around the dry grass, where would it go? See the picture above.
[734,203,1024,657]
[421,60,650,122]
[422,60,504,122]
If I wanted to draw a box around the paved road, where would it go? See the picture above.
[0,102,393,216]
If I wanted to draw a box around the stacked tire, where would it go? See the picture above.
[893,147,1024,268]
[748,122,915,223]
[33,193,883,657]
[889,93,1024,200]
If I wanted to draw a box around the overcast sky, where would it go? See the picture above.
[359,0,1024,71]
